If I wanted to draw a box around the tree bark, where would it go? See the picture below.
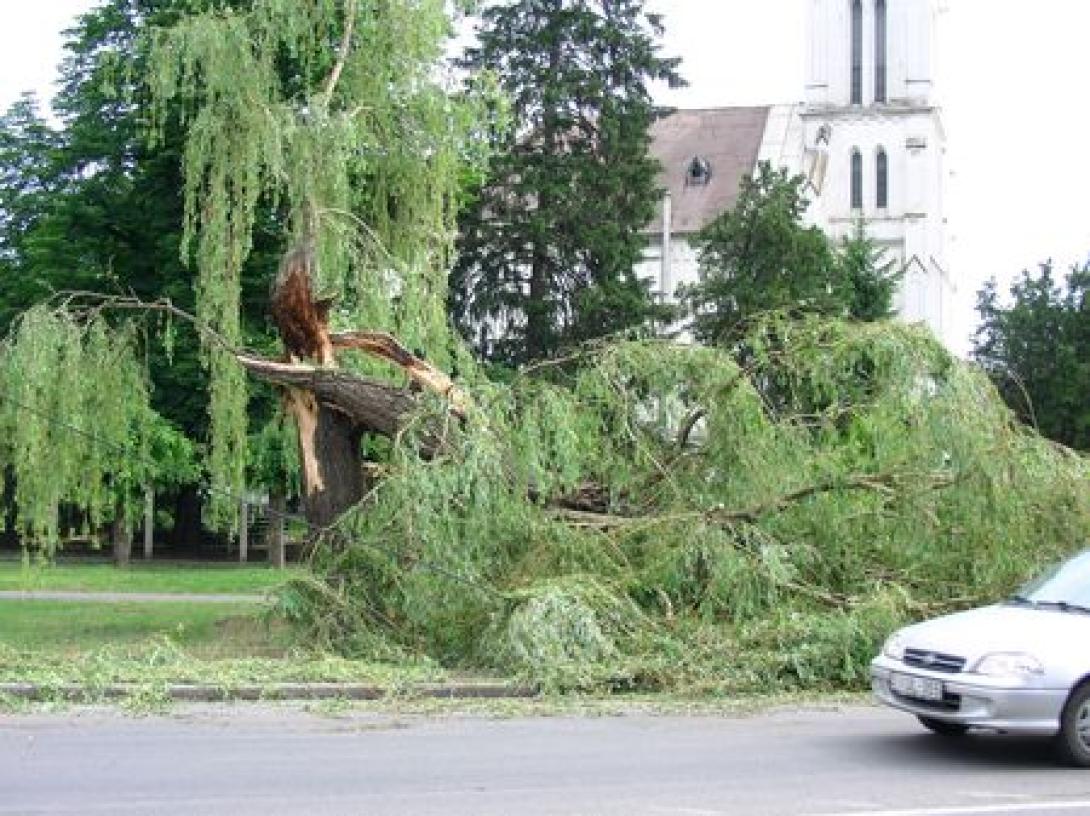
[238,499,249,563]
[112,505,132,568]
[143,487,154,560]
[254,242,461,530]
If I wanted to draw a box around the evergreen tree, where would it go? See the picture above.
[686,162,850,344]
[0,94,64,328]
[450,0,683,365]
[973,261,1090,451]
[838,221,902,322]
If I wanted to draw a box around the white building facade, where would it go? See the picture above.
[640,0,954,345]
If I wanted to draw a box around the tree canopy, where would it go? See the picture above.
[145,0,494,527]
[1,0,1088,702]
[280,316,1090,692]
[449,0,683,365]
[973,261,1090,451]
[686,162,899,344]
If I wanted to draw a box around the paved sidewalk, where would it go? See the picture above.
[0,590,264,603]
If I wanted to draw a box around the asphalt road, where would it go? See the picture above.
[2,702,1090,816]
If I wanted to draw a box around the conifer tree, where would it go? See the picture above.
[687,162,850,345]
[837,221,902,322]
[450,0,683,365]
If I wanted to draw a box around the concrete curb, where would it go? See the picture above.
[0,681,536,703]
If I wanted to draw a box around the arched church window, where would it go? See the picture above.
[876,148,889,208]
[875,0,888,103]
[851,0,863,105]
[851,149,863,210]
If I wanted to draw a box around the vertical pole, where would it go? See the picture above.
[269,492,287,570]
[239,499,249,563]
[143,487,154,560]
[661,191,673,302]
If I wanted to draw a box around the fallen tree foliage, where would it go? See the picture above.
[275,315,1090,693]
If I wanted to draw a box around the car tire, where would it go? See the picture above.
[917,716,968,737]
[1056,682,1090,768]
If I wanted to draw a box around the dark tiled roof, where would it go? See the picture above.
[647,107,771,235]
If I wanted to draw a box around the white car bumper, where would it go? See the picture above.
[871,656,1068,736]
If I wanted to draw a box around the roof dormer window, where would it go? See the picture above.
[686,156,712,186]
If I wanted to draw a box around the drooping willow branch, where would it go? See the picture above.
[551,470,959,530]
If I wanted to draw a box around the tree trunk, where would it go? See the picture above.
[238,499,249,563]
[143,486,154,560]
[283,387,365,530]
[112,505,132,568]
[246,242,465,531]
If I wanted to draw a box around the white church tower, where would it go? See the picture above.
[641,0,954,345]
[801,0,953,342]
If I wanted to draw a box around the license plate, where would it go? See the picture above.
[890,672,944,702]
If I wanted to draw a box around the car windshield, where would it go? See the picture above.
[1012,550,1090,610]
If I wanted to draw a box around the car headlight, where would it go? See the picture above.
[882,632,907,661]
[973,652,1044,677]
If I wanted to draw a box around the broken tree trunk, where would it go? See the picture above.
[241,243,463,530]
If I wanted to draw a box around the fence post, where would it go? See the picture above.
[269,492,286,569]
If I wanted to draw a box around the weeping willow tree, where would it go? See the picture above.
[0,307,193,558]
[146,0,493,529]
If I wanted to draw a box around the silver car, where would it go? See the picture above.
[871,549,1090,766]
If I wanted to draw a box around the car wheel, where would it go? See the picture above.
[917,716,968,737]
[1056,682,1090,768]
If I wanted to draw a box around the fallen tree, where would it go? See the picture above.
[124,1,1090,694]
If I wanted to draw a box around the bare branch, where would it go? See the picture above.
[549,470,958,530]
[322,0,359,109]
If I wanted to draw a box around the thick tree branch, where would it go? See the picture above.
[237,354,414,436]
[330,331,470,417]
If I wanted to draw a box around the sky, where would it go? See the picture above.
[3,1,1090,354]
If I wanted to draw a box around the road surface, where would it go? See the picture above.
[2,702,1089,815]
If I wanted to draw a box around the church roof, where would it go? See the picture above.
[647,107,771,235]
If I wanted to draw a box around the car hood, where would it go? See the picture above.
[901,603,1090,665]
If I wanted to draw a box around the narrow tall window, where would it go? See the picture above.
[851,0,863,105]
[875,0,888,103]
[851,149,863,210]
[876,148,889,208]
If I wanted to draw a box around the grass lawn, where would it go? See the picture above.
[0,600,283,656]
[0,561,300,595]
[0,599,445,690]
[0,562,449,698]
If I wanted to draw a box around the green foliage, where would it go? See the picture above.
[145,0,495,528]
[0,94,63,326]
[0,308,163,554]
[973,261,1090,451]
[450,0,683,364]
[687,164,901,345]
[686,162,848,344]
[288,317,1090,693]
[838,221,902,321]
